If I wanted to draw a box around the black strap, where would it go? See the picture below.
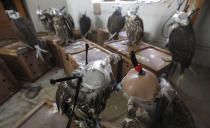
[188,8,200,21]
[85,44,89,65]
[130,51,138,67]
[130,51,145,75]
[66,77,82,128]
[60,6,66,12]
[50,76,83,128]
[50,76,81,85]
[149,96,169,128]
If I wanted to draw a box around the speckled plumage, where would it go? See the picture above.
[56,68,114,128]
[53,12,74,45]
[125,11,143,45]
[122,79,195,128]
[37,10,55,33]
[37,8,74,45]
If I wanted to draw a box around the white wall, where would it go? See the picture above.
[23,0,193,45]
[66,0,184,43]
[25,0,185,43]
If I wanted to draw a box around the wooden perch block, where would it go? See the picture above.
[0,57,20,104]
[0,41,52,82]
[104,39,172,77]
[60,39,121,82]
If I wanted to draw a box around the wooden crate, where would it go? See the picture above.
[42,35,63,67]
[104,39,172,77]
[12,99,79,128]
[97,28,109,46]
[59,39,96,75]
[73,29,92,40]
[0,40,16,48]
[60,39,121,82]
[0,57,20,104]
[42,30,92,67]
[0,41,52,82]
[118,31,127,39]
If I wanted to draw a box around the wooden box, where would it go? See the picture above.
[118,31,127,39]
[42,31,92,67]
[0,57,20,104]
[97,28,109,46]
[59,39,95,73]
[0,40,16,48]
[42,35,63,67]
[0,41,52,82]
[60,39,121,82]
[73,29,92,41]
[104,39,172,77]
[12,99,79,128]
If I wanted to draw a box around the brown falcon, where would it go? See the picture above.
[168,10,197,85]
[37,7,75,46]
[7,10,47,61]
[55,54,120,128]
[125,6,144,45]
[107,7,125,40]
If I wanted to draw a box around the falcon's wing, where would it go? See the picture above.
[64,13,75,38]
[11,17,37,47]
[169,26,196,68]
[108,15,125,35]
[107,15,113,33]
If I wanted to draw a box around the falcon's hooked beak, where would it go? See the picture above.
[34,45,48,61]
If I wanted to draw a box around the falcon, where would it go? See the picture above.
[125,6,144,45]
[7,10,47,61]
[37,8,55,33]
[107,7,125,40]
[37,7,75,45]
[120,51,195,128]
[79,14,91,38]
[54,53,120,128]
[52,8,75,45]
[168,11,196,85]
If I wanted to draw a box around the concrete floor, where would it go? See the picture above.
[0,67,65,128]
[0,67,128,128]
[0,65,210,128]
